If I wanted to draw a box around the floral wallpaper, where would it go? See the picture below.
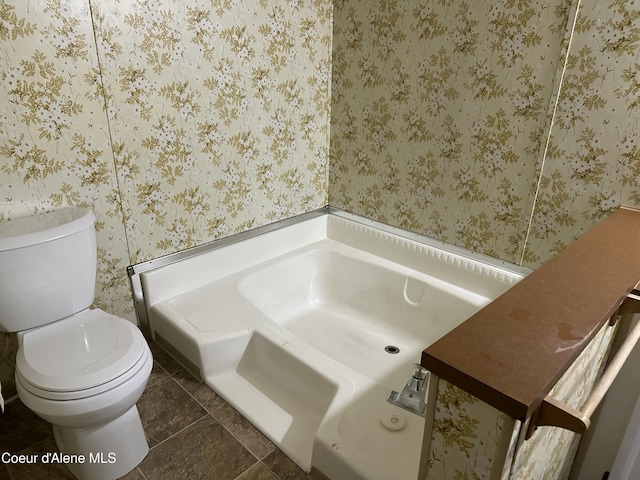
[91,0,331,263]
[0,0,331,318]
[524,0,640,264]
[0,0,331,395]
[424,379,517,480]
[0,1,128,313]
[329,0,640,269]
[329,0,574,265]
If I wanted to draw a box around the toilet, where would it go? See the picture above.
[0,207,153,480]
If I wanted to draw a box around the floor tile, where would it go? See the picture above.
[171,368,226,413]
[147,361,171,388]
[138,415,257,480]
[148,342,183,375]
[0,368,311,480]
[119,466,146,479]
[262,450,312,480]
[137,377,207,447]
[0,400,52,452]
[5,437,75,480]
[212,402,275,459]
[235,462,279,480]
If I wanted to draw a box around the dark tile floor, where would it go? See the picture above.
[0,341,314,480]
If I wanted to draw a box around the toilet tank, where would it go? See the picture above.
[0,207,97,332]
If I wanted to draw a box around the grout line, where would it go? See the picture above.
[162,362,280,466]
[133,466,150,480]
[140,364,210,452]
[145,413,209,453]
[163,365,224,416]
[144,373,268,480]
[148,351,285,476]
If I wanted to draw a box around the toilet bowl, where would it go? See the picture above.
[0,207,153,480]
[15,309,153,480]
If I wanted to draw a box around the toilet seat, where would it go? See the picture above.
[16,309,149,401]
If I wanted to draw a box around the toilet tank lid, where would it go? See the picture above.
[0,207,95,252]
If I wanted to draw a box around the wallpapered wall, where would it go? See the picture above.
[329,1,640,479]
[0,0,332,319]
[330,0,569,264]
[527,0,640,265]
[0,0,331,392]
[329,0,640,268]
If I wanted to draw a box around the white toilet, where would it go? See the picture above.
[0,207,153,480]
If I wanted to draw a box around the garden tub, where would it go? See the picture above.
[134,208,529,479]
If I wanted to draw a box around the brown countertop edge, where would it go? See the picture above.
[422,206,640,421]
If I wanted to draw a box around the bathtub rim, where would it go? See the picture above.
[127,205,532,337]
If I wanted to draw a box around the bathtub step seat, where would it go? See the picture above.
[150,300,426,479]
[149,298,347,470]
[203,328,344,471]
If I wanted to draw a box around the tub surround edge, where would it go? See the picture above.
[128,206,331,335]
[129,206,530,335]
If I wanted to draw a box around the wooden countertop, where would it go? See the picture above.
[422,206,640,420]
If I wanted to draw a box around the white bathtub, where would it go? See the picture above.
[136,209,528,480]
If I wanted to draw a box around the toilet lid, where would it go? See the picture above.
[16,309,147,393]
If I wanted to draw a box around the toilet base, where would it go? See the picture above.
[53,405,149,480]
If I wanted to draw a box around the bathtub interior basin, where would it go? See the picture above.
[236,246,492,387]
[136,209,529,480]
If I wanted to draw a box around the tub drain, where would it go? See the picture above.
[385,345,400,354]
